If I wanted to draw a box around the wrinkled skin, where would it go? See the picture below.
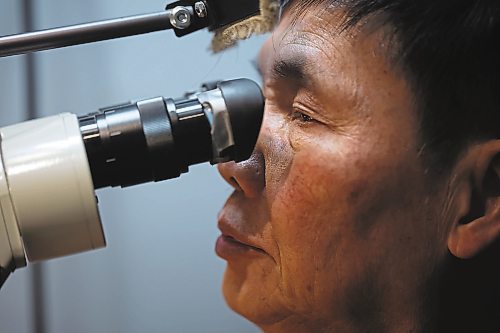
[216,8,458,333]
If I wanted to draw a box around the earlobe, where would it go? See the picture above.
[447,142,500,259]
[448,214,500,259]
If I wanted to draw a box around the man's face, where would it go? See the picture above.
[217,7,450,332]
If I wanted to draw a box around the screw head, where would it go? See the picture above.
[170,6,192,29]
[194,1,207,18]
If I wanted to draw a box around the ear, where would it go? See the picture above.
[448,140,500,259]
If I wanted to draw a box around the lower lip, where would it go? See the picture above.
[215,235,264,259]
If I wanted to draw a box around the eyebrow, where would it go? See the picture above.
[252,54,313,85]
[271,56,312,86]
[273,58,305,79]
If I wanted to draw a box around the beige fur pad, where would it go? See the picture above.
[211,0,280,53]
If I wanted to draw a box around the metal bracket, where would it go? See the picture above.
[196,89,235,163]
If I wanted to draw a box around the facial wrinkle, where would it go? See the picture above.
[277,44,368,123]
[267,131,293,277]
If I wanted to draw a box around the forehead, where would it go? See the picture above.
[259,6,416,129]
[260,9,373,113]
[266,8,348,69]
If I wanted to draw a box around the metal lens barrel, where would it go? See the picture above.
[78,78,264,189]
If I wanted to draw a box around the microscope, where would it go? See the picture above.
[0,0,267,288]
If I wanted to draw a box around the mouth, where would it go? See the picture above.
[222,235,266,252]
[216,221,267,259]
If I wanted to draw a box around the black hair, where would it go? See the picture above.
[283,1,500,331]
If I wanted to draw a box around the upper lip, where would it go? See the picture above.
[217,218,266,254]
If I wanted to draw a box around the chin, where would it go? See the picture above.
[222,263,289,327]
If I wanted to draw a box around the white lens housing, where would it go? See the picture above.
[0,113,105,264]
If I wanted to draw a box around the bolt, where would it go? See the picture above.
[170,6,191,29]
[194,1,207,18]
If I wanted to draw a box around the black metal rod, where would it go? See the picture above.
[0,11,173,58]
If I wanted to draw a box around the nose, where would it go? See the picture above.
[217,150,265,198]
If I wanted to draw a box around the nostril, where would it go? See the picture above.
[229,177,243,192]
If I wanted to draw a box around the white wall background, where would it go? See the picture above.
[0,1,265,332]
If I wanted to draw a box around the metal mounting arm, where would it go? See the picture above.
[0,0,260,58]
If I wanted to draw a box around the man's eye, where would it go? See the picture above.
[291,110,314,123]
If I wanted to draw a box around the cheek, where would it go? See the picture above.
[267,145,365,313]
[272,129,368,227]
[264,118,369,269]
[265,133,438,315]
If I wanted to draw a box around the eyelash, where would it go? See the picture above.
[291,109,315,123]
